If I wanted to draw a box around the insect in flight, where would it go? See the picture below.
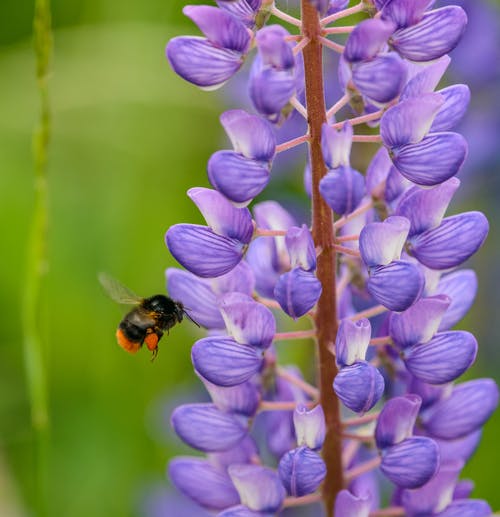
[99,273,198,360]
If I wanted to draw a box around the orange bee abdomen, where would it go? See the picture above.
[116,328,142,354]
[144,332,159,352]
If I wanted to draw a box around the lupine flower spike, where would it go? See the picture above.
[164,1,497,515]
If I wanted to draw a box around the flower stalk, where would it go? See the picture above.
[301,1,343,513]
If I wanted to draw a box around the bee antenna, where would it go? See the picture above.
[183,309,200,328]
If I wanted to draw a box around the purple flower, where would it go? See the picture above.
[334,361,385,413]
[293,404,326,450]
[335,318,371,367]
[409,212,489,270]
[192,336,263,387]
[380,436,440,489]
[403,330,478,384]
[344,19,396,63]
[249,25,297,121]
[167,6,251,89]
[375,394,421,449]
[334,490,371,517]
[166,224,246,278]
[228,465,286,512]
[278,446,326,496]
[395,177,460,237]
[164,2,495,513]
[389,295,451,348]
[208,110,276,204]
[390,6,467,62]
[274,268,322,319]
[319,166,366,216]
[421,379,499,439]
[360,216,410,267]
[367,260,425,312]
[171,403,248,452]
[169,457,240,510]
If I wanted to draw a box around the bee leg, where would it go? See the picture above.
[150,347,159,362]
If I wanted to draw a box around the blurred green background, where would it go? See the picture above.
[1,1,499,516]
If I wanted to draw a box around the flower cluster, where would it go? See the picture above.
[163,1,497,515]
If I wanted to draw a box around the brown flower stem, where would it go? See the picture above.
[301,2,343,515]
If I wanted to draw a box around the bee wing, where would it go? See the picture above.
[98,272,143,305]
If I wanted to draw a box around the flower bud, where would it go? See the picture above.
[293,404,326,450]
[278,447,326,497]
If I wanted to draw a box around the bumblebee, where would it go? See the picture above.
[99,273,197,360]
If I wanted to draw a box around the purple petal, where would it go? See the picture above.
[430,85,470,132]
[319,166,366,216]
[208,151,271,205]
[218,506,268,517]
[385,164,411,202]
[278,447,326,497]
[220,109,276,162]
[293,404,326,450]
[245,238,281,298]
[166,268,224,329]
[367,260,424,312]
[335,318,371,367]
[253,200,296,231]
[403,330,478,384]
[375,394,421,449]
[409,212,489,270]
[391,132,468,186]
[400,460,463,515]
[209,435,259,471]
[183,5,251,52]
[389,295,451,348]
[352,53,407,103]
[216,0,262,28]
[212,261,255,297]
[171,403,248,452]
[228,465,286,512]
[453,480,474,500]
[249,61,296,118]
[391,6,467,62]
[401,55,450,99]
[334,490,371,517]
[421,379,499,440]
[381,0,432,29]
[169,457,240,510]
[380,436,439,489]
[199,375,260,417]
[366,146,392,198]
[327,0,349,15]
[285,225,316,271]
[218,295,276,348]
[344,19,396,62]
[395,177,460,236]
[255,25,294,69]
[435,500,492,517]
[274,268,322,319]
[192,336,263,387]
[435,270,477,331]
[334,362,385,413]
[166,224,244,278]
[188,187,253,243]
[435,429,482,464]
[360,216,410,267]
[321,122,353,169]
[381,93,444,148]
[166,37,243,89]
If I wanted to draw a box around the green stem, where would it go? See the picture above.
[22,0,52,514]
